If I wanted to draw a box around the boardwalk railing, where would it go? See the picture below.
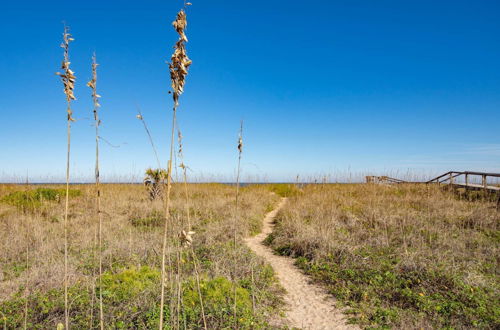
[366,171,500,209]
[426,171,500,193]
[365,176,406,184]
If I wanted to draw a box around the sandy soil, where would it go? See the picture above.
[244,197,357,330]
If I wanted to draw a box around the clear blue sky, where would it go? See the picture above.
[1,0,499,182]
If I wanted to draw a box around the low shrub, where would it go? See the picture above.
[181,276,256,328]
[1,188,81,212]
[268,184,302,197]
[129,210,164,227]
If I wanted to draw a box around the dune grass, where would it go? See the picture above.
[0,183,283,328]
[266,183,499,329]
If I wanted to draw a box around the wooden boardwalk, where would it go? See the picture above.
[426,171,500,194]
[366,171,500,208]
[451,182,500,191]
[366,171,499,192]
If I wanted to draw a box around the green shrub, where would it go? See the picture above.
[268,184,302,197]
[129,210,164,227]
[0,285,93,329]
[1,188,81,212]
[98,266,160,302]
[182,276,256,329]
[0,266,160,329]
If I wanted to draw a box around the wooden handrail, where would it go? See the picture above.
[427,171,500,183]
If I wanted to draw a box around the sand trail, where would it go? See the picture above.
[244,197,357,330]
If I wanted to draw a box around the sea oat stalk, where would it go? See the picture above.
[233,121,243,324]
[177,129,207,329]
[136,108,162,170]
[86,53,104,330]
[55,26,76,330]
[159,7,192,329]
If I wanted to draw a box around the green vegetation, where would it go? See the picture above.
[129,210,164,227]
[1,187,81,212]
[0,266,275,329]
[182,277,255,328]
[268,183,302,197]
[293,252,499,328]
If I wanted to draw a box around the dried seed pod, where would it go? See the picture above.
[238,136,243,153]
[178,130,183,155]
[56,26,76,121]
[87,54,101,123]
[169,9,192,107]
[179,230,195,247]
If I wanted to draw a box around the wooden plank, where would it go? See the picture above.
[452,183,500,191]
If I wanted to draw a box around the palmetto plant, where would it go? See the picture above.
[144,168,168,200]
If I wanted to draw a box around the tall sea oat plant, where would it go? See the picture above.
[233,121,243,324]
[159,6,192,329]
[55,26,76,330]
[177,129,207,329]
[86,54,104,330]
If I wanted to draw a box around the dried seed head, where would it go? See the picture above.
[237,121,243,153]
[56,26,76,121]
[178,130,183,155]
[169,9,192,107]
[136,114,143,120]
[87,54,101,123]
[179,230,195,247]
[238,136,243,153]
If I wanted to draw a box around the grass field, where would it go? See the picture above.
[1,182,499,329]
[267,183,499,329]
[0,183,283,329]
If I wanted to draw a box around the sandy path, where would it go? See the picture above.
[245,197,357,330]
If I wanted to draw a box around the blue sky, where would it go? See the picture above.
[0,0,499,182]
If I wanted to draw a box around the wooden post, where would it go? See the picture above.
[482,175,487,191]
[465,173,469,187]
[450,172,454,185]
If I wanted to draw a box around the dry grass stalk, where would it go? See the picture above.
[177,129,207,329]
[233,121,244,324]
[159,7,192,329]
[136,109,163,170]
[86,53,104,330]
[23,244,28,330]
[55,25,76,329]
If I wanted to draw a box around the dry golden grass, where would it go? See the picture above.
[3,181,497,328]
[267,183,499,328]
[0,183,283,328]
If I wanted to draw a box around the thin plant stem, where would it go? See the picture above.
[178,128,207,329]
[87,53,104,330]
[23,244,29,330]
[89,226,97,328]
[251,265,256,316]
[64,117,71,330]
[233,121,243,325]
[136,107,163,170]
[159,107,177,329]
[56,26,76,330]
